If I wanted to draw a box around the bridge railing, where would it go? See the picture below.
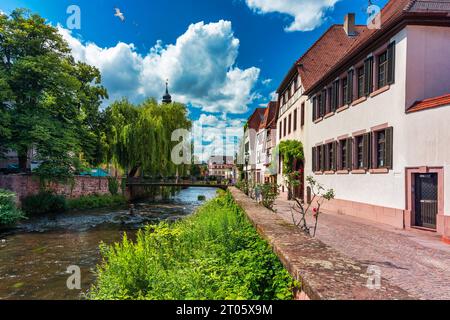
[126,177,234,186]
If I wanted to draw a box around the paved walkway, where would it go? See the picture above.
[274,198,450,300]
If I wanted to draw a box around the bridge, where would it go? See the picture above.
[125,178,231,199]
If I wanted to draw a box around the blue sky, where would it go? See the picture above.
[1,0,388,160]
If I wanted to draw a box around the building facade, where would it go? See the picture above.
[258,0,450,243]
[208,156,234,180]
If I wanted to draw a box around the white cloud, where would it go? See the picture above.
[262,78,272,85]
[192,114,245,161]
[58,20,260,114]
[245,0,340,32]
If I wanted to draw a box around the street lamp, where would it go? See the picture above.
[244,152,250,191]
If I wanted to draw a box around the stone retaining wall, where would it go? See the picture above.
[0,174,115,204]
[229,187,415,300]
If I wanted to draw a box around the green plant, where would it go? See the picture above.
[197,195,206,201]
[21,192,67,215]
[66,194,127,211]
[260,182,280,211]
[290,176,335,237]
[107,177,120,195]
[278,140,304,200]
[90,191,297,300]
[0,189,25,225]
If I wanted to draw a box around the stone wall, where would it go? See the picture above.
[0,174,115,204]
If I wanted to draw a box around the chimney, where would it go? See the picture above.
[344,13,356,36]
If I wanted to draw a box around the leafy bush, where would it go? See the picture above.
[67,194,127,211]
[0,189,25,225]
[260,182,280,211]
[197,195,206,201]
[21,192,67,215]
[107,177,120,196]
[90,191,296,300]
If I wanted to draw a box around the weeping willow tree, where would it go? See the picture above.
[104,98,192,178]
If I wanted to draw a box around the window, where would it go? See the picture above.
[301,103,305,127]
[387,42,396,85]
[325,142,336,172]
[338,139,351,170]
[283,118,287,137]
[293,109,298,131]
[319,90,326,118]
[376,130,386,167]
[318,145,324,172]
[364,57,374,95]
[354,133,370,170]
[288,113,292,134]
[355,135,365,169]
[378,51,388,89]
[341,77,348,106]
[373,127,393,169]
[357,66,365,98]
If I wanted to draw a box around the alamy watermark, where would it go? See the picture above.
[66,265,81,290]
[66,5,81,30]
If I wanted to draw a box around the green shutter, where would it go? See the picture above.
[387,42,396,85]
[332,141,338,171]
[346,137,353,171]
[347,70,354,104]
[320,145,325,172]
[312,97,317,121]
[363,133,371,170]
[385,127,394,169]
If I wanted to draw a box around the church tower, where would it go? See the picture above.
[162,79,172,104]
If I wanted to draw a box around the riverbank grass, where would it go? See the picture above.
[90,191,296,300]
[0,189,25,225]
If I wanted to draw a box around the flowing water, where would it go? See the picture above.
[0,187,218,300]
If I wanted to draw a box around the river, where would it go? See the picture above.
[0,187,218,300]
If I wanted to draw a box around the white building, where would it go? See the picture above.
[295,1,450,242]
[255,101,278,184]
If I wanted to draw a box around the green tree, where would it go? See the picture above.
[104,99,191,178]
[0,9,107,178]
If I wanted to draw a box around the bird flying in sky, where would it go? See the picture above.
[114,7,125,22]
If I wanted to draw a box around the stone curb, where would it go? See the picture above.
[229,187,416,300]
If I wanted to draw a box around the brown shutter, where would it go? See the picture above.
[347,70,354,104]
[346,137,353,171]
[337,141,342,171]
[387,42,396,85]
[312,147,316,172]
[364,57,374,95]
[320,90,326,117]
[312,97,317,121]
[320,145,325,172]
[363,133,371,170]
[332,141,337,171]
[385,127,394,169]
[331,81,337,112]
[301,103,305,126]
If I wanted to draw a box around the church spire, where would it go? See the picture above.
[162,79,172,104]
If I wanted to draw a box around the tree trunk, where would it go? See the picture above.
[18,150,28,172]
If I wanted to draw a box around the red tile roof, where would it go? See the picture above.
[260,101,278,130]
[247,108,266,130]
[305,0,450,94]
[407,93,450,113]
[277,24,366,95]
[296,24,366,93]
